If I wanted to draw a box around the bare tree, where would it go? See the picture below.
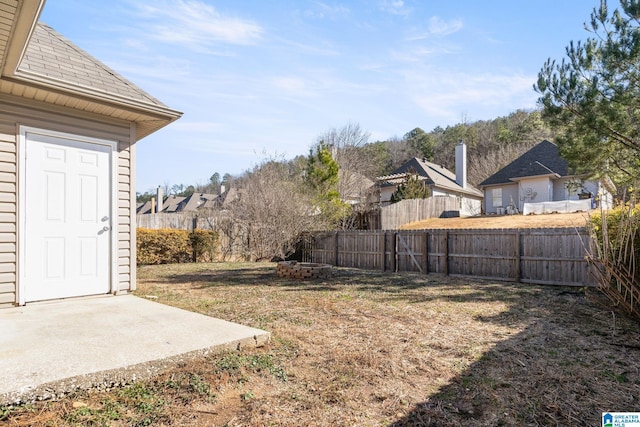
[315,122,376,210]
[226,156,320,261]
[467,141,539,186]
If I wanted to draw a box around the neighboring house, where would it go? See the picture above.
[338,170,375,206]
[479,140,615,215]
[136,191,221,215]
[0,3,181,307]
[376,142,483,216]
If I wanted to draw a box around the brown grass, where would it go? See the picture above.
[3,262,639,426]
[402,211,590,229]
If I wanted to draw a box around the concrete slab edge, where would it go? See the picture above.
[1,332,270,405]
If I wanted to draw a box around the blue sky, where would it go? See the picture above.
[39,0,606,193]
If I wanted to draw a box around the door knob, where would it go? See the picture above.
[101,216,109,222]
[102,226,110,232]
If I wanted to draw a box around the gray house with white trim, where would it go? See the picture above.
[479,140,614,215]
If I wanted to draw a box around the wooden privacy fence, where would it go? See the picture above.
[136,213,246,261]
[311,228,595,286]
[137,213,217,231]
[381,197,461,230]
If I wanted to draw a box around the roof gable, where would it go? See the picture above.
[479,140,569,187]
[380,157,482,198]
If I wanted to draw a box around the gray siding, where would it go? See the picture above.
[484,183,518,214]
[0,94,135,307]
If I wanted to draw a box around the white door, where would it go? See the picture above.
[23,132,112,302]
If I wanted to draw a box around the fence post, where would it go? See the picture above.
[443,231,449,276]
[392,232,398,273]
[382,231,387,272]
[424,231,429,274]
[334,231,339,266]
[514,230,521,282]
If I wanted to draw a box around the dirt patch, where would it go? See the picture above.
[402,211,591,229]
[3,262,638,426]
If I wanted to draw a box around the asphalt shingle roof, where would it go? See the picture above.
[479,140,569,187]
[18,23,168,108]
[380,157,483,198]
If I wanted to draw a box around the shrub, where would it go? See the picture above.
[588,203,640,320]
[189,229,219,262]
[137,229,192,265]
[137,229,222,265]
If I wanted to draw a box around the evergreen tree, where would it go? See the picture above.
[535,0,640,184]
[306,141,351,227]
[404,127,435,161]
[390,169,431,203]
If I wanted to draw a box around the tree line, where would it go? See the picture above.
[169,111,556,260]
[138,108,555,201]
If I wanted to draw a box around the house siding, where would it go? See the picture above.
[0,94,135,307]
[517,177,552,211]
[554,177,571,200]
[484,183,518,214]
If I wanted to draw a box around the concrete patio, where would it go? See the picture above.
[0,295,270,404]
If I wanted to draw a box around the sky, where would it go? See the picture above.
[39,0,609,193]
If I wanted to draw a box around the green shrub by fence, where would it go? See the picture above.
[137,228,219,265]
[189,229,219,262]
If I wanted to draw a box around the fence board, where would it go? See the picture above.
[137,213,196,230]
[311,227,595,287]
[136,212,247,261]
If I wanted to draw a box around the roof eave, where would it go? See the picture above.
[0,0,46,77]
[9,72,182,120]
[4,73,182,139]
[433,183,483,198]
[509,173,561,182]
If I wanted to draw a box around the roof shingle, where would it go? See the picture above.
[18,23,168,108]
[479,140,569,187]
[379,157,482,198]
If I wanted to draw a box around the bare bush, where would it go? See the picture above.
[226,157,320,261]
[587,195,640,320]
[316,122,375,202]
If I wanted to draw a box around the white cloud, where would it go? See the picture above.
[130,0,263,50]
[406,16,463,41]
[276,38,341,57]
[303,2,350,19]
[380,0,411,16]
[428,16,463,36]
[408,70,537,122]
[272,77,310,94]
[390,46,449,63]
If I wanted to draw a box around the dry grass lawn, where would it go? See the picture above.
[3,262,639,426]
[402,211,590,230]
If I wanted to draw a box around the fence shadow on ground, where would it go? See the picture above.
[388,288,640,426]
[159,264,532,299]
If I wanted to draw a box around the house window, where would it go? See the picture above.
[492,188,502,207]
